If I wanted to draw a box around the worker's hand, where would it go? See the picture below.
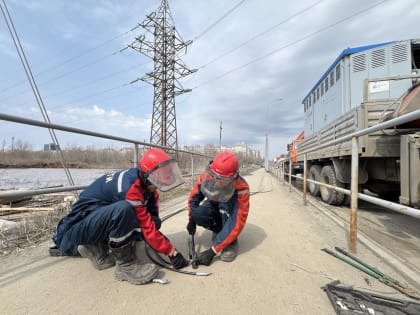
[186,219,196,235]
[198,248,216,266]
[169,251,189,269]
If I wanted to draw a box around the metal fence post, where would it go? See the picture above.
[349,136,359,253]
[191,153,194,188]
[288,157,292,191]
[133,144,139,168]
[303,154,307,206]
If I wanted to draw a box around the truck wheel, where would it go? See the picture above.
[308,165,322,196]
[320,165,345,205]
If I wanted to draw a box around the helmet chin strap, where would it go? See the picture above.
[138,169,152,189]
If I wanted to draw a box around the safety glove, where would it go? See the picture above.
[186,219,196,235]
[169,252,189,269]
[198,248,216,266]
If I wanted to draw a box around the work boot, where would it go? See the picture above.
[77,242,115,270]
[110,241,159,285]
[220,239,238,262]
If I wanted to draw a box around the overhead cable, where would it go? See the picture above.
[200,0,324,69]
[193,0,388,89]
[0,21,135,94]
[193,0,247,41]
[1,0,75,186]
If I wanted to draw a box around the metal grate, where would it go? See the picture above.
[371,48,386,68]
[391,43,408,63]
[352,54,366,72]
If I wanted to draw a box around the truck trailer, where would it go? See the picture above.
[294,38,420,207]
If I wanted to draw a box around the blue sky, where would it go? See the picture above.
[0,0,419,159]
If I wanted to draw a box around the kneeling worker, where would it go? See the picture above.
[53,148,188,285]
[186,151,250,266]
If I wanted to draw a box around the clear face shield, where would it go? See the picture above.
[200,167,237,202]
[147,159,184,192]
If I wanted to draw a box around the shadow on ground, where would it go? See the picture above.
[159,222,267,259]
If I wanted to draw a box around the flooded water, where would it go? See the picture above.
[0,168,117,190]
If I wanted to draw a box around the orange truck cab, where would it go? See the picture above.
[285,131,304,177]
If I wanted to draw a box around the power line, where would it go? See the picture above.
[41,61,151,101]
[193,0,248,41]
[1,60,152,108]
[0,50,121,103]
[1,0,74,186]
[193,0,388,89]
[33,83,132,114]
[0,23,136,94]
[200,0,324,69]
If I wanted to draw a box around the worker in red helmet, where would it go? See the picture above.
[52,147,188,285]
[186,151,250,265]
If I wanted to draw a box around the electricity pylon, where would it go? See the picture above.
[129,0,196,150]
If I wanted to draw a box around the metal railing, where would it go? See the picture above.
[271,108,420,253]
[0,112,212,200]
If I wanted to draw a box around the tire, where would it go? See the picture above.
[308,165,322,196]
[283,164,294,181]
[342,192,351,206]
[319,165,345,205]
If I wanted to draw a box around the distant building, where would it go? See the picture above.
[44,143,59,151]
[182,142,261,161]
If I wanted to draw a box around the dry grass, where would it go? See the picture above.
[0,195,72,256]
[0,186,191,257]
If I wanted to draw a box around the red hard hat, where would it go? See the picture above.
[139,148,172,173]
[210,151,239,178]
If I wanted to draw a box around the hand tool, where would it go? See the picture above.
[322,247,420,300]
[188,233,199,269]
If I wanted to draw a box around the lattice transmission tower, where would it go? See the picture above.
[129,0,196,150]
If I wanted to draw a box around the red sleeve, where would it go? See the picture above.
[126,179,173,255]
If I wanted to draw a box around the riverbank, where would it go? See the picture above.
[0,149,134,170]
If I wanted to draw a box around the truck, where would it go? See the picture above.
[292,38,420,207]
[284,131,304,178]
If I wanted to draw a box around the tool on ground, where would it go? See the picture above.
[322,247,420,300]
[188,233,199,269]
[145,243,211,276]
[322,280,420,315]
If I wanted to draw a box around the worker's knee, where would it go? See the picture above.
[111,200,137,222]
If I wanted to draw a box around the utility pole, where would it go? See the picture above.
[128,0,196,151]
[264,132,268,171]
[265,101,269,171]
[219,120,222,151]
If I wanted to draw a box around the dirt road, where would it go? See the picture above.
[1,169,418,314]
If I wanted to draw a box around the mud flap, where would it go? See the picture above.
[322,280,420,315]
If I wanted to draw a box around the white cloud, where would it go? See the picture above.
[1,0,419,157]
